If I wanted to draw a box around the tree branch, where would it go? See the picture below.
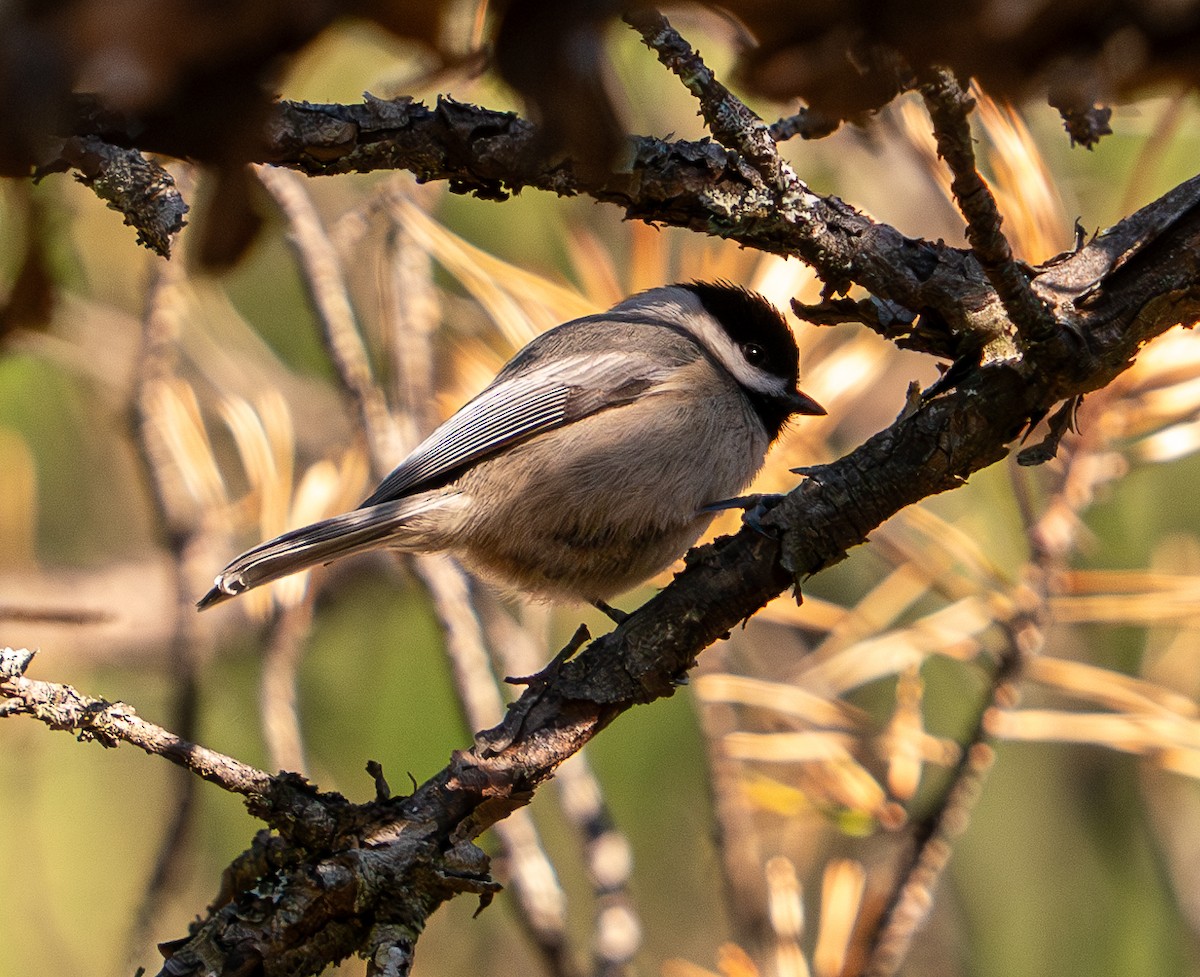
[71,93,1007,352]
[25,168,1166,974]
[919,70,1059,345]
[0,646,271,797]
[625,10,787,190]
[37,136,187,256]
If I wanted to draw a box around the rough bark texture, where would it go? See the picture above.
[5,170,1191,976]
[4,11,1200,977]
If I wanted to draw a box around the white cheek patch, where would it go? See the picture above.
[684,308,794,397]
[623,287,795,398]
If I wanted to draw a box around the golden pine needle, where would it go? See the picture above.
[808,563,941,664]
[794,597,994,697]
[971,85,1071,262]
[986,708,1200,761]
[694,673,865,729]
[724,730,859,764]
[145,378,229,514]
[813,860,867,977]
[758,592,850,632]
[1027,656,1198,718]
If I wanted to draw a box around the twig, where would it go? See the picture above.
[557,751,639,977]
[770,108,841,142]
[371,186,578,975]
[261,599,314,774]
[252,164,394,779]
[862,379,1111,973]
[36,136,187,256]
[0,604,110,625]
[861,599,1039,977]
[126,207,207,956]
[0,647,273,798]
[255,164,403,467]
[415,559,575,975]
[692,648,772,948]
[380,187,441,435]
[919,70,1059,345]
[382,195,577,974]
[484,600,641,977]
[624,10,787,190]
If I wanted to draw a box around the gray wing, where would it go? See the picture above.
[360,348,668,506]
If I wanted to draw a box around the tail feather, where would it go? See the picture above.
[197,495,450,610]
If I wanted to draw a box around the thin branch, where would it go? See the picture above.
[919,69,1059,345]
[265,169,576,975]
[556,751,640,977]
[415,556,577,977]
[693,647,773,949]
[769,108,841,142]
[379,189,441,435]
[862,602,1040,977]
[0,647,273,797]
[484,600,641,977]
[624,10,787,190]
[37,136,187,256]
[373,185,577,977]
[126,207,207,956]
[255,164,404,467]
[862,365,1123,974]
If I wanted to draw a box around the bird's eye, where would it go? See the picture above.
[741,342,766,366]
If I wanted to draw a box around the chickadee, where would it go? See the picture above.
[197,282,824,612]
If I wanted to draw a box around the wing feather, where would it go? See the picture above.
[360,350,665,506]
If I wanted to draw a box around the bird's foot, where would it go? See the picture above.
[703,493,787,537]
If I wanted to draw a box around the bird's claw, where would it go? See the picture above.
[704,493,787,538]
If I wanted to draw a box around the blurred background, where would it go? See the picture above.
[3,8,1200,977]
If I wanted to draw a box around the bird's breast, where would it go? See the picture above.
[446,381,769,601]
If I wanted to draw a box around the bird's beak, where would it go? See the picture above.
[789,388,826,416]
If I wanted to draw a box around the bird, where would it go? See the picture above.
[197,282,824,615]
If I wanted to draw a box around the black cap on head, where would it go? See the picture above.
[681,281,799,384]
[680,281,822,437]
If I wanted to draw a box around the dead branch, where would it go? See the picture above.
[6,12,1200,977]
[0,646,271,796]
[36,136,187,256]
[919,69,1059,345]
[98,163,1199,972]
